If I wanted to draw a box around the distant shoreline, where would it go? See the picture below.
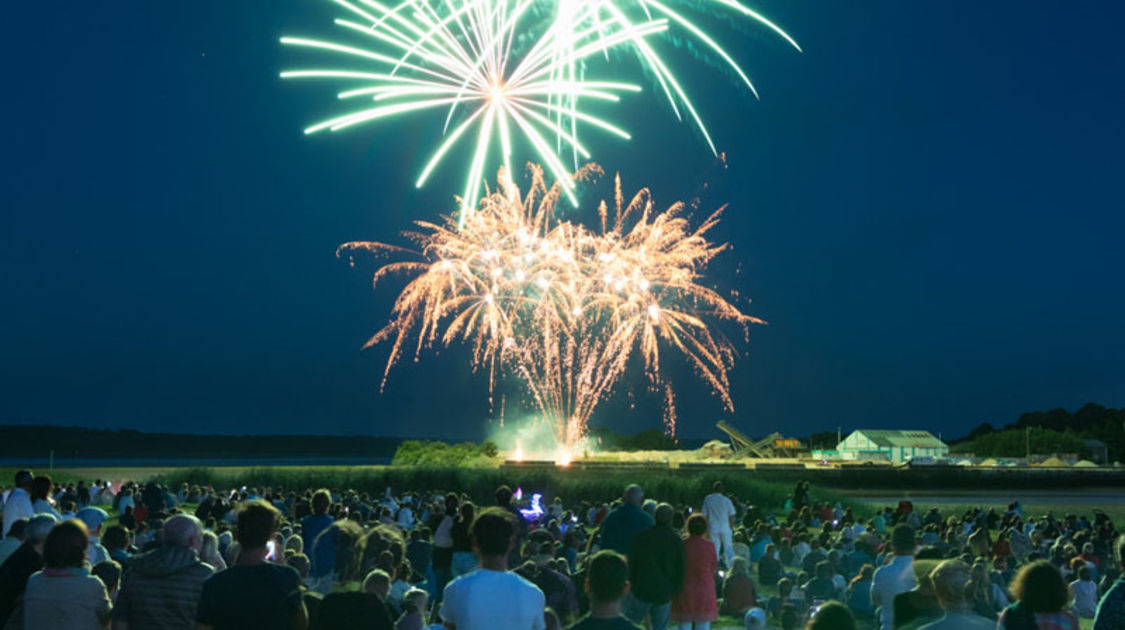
[0,456,393,468]
[0,424,409,461]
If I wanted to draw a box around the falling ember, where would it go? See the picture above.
[662,383,677,436]
[338,164,764,449]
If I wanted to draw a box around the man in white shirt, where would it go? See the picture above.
[794,536,811,563]
[871,524,918,630]
[441,507,546,630]
[2,471,34,540]
[396,499,415,530]
[701,481,737,569]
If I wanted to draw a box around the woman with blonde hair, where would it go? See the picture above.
[967,560,1007,620]
[719,555,757,616]
[200,529,227,570]
[395,587,429,630]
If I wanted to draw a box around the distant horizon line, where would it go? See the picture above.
[0,422,720,442]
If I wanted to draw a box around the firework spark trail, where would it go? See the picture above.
[283,1,798,223]
[542,0,801,157]
[338,165,763,448]
[282,0,667,224]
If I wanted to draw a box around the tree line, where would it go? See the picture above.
[0,425,404,459]
[953,402,1123,461]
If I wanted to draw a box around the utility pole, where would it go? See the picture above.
[1026,427,1030,459]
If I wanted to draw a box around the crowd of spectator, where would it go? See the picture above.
[1,470,1124,630]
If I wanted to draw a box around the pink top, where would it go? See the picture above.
[670,535,718,622]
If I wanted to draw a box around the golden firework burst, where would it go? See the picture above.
[339,164,763,448]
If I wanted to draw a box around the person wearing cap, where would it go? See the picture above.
[2,471,34,540]
[77,506,111,566]
[743,607,766,629]
[0,512,57,627]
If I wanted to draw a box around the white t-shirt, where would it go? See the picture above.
[441,568,546,630]
[1071,579,1097,617]
[396,506,415,529]
[871,555,917,630]
[2,488,33,538]
[434,515,455,548]
[794,541,811,562]
[701,492,736,533]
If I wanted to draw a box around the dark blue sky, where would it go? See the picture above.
[2,1,1123,440]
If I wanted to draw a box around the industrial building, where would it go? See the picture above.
[836,429,949,463]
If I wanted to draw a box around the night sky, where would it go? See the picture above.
[2,1,1123,440]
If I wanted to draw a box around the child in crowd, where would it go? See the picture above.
[396,587,429,630]
[1070,565,1097,619]
[92,560,122,601]
[569,550,640,629]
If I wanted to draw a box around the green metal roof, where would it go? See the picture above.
[850,430,947,449]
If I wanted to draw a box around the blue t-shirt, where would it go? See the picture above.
[751,536,773,562]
